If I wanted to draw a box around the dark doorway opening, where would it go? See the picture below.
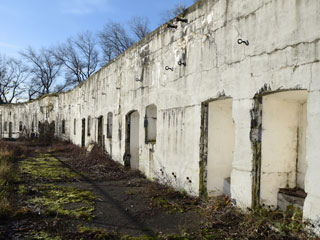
[82,118,86,147]
[9,122,13,138]
[125,111,140,169]
[98,116,104,149]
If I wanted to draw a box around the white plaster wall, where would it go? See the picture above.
[231,99,253,208]
[297,103,307,189]
[0,0,319,225]
[304,90,320,226]
[152,106,200,194]
[207,99,234,196]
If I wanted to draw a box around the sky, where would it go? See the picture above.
[0,0,195,58]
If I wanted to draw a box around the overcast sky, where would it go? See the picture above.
[0,0,195,58]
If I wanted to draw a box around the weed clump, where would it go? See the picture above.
[198,196,316,239]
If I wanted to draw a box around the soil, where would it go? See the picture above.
[0,140,316,240]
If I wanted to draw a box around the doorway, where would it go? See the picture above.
[9,122,12,138]
[207,99,234,196]
[125,111,140,170]
[98,116,104,148]
[260,90,308,208]
[82,118,86,147]
[200,98,235,197]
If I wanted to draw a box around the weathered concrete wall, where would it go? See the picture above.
[1,0,320,226]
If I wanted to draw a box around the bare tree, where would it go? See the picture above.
[129,16,151,40]
[98,17,151,64]
[0,55,29,103]
[161,3,188,23]
[98,22,135,64]
[0,56,5,104]
[26,78,42,100]
[52,31,99,87]
[21,47,62,97]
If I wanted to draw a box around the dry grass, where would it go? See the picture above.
[0,140,31,160]
[0,156,16,218]
[0,143,21,185]
[195,196,316,239]
[0,140,31,218]
[50,141,143,181]
[0,157,15,183]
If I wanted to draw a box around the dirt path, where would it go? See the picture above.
[56,157,203,237]
[0,146,204,239]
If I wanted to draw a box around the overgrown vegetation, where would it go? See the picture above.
[20,153,79,182]
[196,196,315,239]
[26,183,95,220]
[19,152,96,220]
[145,181,199,215]
[0,139,318,239]
[50,141,143,181]
[0,140,30,218]
[0,157,15,218]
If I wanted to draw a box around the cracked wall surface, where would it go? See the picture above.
[1,0,320,227]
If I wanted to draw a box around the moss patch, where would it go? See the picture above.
[19,154,79,181]
[27,184,95,220]
[18,153,96,220]
[155,198,185,214]
[18,184,27,194]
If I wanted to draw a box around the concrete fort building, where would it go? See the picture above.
[1,0,320,226]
